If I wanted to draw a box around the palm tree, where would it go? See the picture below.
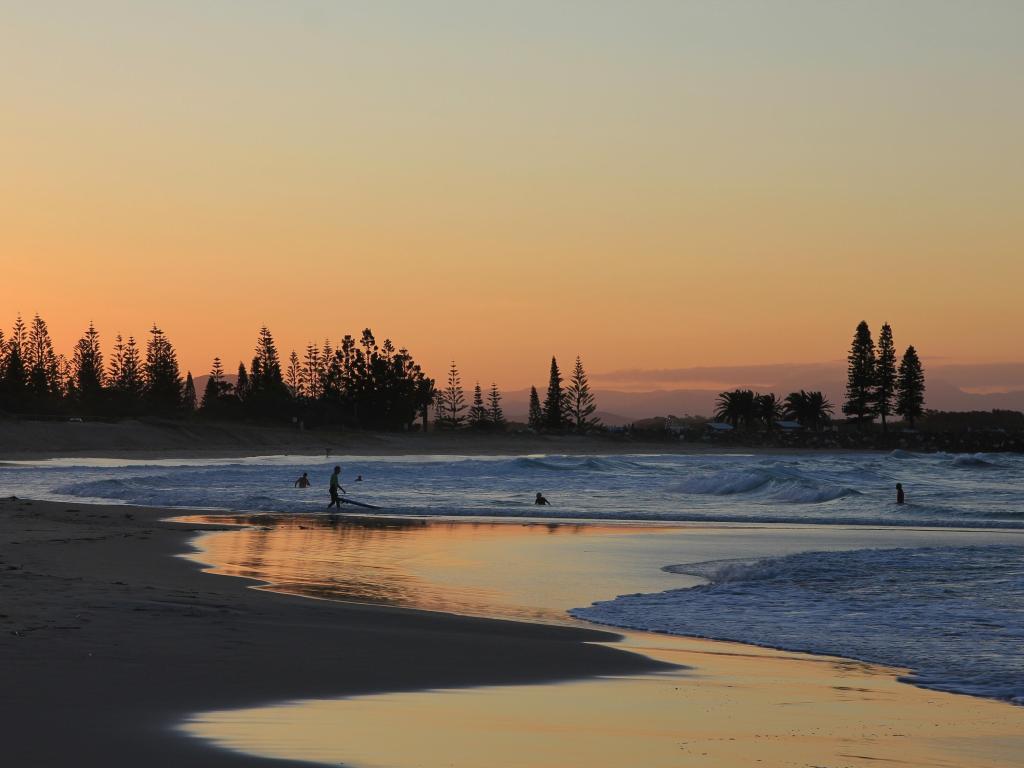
[784,390,834,432]
[756,393,784,431]
[715,389,757,430]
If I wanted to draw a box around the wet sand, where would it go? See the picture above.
[0,498,664,767]
[186,635,1024,768]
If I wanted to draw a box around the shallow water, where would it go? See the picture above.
[178,512,1024,704]
[177,517,1024,768]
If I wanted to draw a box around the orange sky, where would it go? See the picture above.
[2,3,1022,390]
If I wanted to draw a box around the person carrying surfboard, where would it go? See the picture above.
[327,466,346,510]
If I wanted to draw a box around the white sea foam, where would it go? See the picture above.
[571,546,1024,704]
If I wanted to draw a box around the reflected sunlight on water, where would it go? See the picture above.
[180,515,689,623]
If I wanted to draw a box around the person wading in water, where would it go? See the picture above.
[328,466,346,510]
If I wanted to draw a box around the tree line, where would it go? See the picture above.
[842,321,925,430]
[434,355,601,433]
[713,321,925,432]
[0,315,435,431]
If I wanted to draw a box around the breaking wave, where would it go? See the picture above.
[572,546,1024,704]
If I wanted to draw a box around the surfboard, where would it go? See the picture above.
[339,497,381,510]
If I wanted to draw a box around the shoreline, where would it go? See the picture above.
[0,497,666,767]
[4,496,1023,766]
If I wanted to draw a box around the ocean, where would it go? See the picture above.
[2,450,1021,704]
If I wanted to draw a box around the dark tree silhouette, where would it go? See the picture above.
[26,314,59,402]
[784,390,833,432]
[875,322,897,433]
[182,371,197,413]
[528,386,543,430]
[565,356,599,432]
[106,334,144,414]
[318,330,433,431]
[301,343,324,400]
[10,315,27,352]
[71,322,104,408]
[487,383,505,429]
[468,382,489,429]
[896,346,926,427]
[200,357,232,413]
[286,351,302,398]
[143,325,183,414]
[543,357,564,430]
[245,327,290,417]
[756,393,783,431]
[0,339,28,412]
[715,389,757,430]
[435,361,467,429]
[235,363,250,401]
[843,321,876,427]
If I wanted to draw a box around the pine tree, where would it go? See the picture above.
[11,316,27,351]
[182,371,197,413]
[107,334,144,414]
[254,326,284,389]
[201,358,229,411]
[487,383,505,430]
[235,363,250,401]
[54,354,72,400]
[468,382,489,429]
[72,322,104,406]
[542,356,564,430]
[565,355,599,433]
[301,343,322,400]
[0,341,28,411]
[874,323,897,434]
[26,314,59,400]
[143,324,183,414]
[842,321,876,427]
[286,351,303,398]
[249,355,263,392]
[0,329,6,378]
[528,386,543,430]
[120,337,144,396]
[436,361,467,429]
[896,346,926,428]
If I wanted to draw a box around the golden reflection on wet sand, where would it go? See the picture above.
[180,514,691,623]
[184,633,1024,768]
[179,516,1024,767]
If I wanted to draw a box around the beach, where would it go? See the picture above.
[2,483,1023,766]
[0,497,666,766]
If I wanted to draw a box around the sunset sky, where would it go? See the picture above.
[2,2,1022,390]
